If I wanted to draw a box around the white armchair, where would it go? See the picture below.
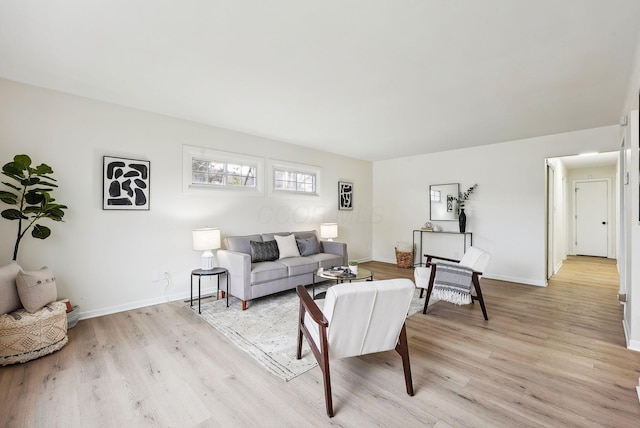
[296,279,415,417]
[414,246,491,320]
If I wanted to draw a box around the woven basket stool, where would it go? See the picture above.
[0,300,68,366]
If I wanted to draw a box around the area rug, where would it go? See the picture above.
[192,282,432,381]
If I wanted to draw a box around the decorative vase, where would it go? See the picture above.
[459,208,467,233]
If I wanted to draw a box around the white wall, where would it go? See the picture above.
[0,79,372,318]
[373,126,620,286]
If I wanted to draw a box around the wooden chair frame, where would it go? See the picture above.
[296,285,414,417]
[421,254,488,320]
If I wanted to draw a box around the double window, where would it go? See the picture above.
[183,145,320,197]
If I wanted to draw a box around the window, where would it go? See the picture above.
[192,158,256,188]
[274,169,316,193]
[268,160,321,196]
[183,145,263,194]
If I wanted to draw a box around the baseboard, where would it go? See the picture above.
[77,286,219,320]
[554,261,563,275]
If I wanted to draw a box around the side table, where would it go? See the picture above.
[190,267,229,314]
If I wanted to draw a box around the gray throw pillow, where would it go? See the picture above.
[297,237,320,256]
[250,240,280,262]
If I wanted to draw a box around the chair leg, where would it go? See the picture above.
[321,355,333,417]
[422,267,437,314]
[419,287,424,298]
[395,323,414,396]
[297,302,304,359]
[472,274,488,320]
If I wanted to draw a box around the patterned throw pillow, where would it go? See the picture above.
[250,240,280,263]
[296,237,320,256]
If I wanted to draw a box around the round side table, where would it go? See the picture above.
[190,267,229,313]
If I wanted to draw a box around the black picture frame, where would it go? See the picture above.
[103,156,150,210]
[338,181,353,210]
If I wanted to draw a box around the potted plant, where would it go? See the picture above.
[348,260,359,275]
[455,184,478,233]
[0,154,68,261]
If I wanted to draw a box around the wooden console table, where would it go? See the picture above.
[412,230,472,266]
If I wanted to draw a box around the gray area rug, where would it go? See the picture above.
[192,282,432,381]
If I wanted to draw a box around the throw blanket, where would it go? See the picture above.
[431,262,474,305]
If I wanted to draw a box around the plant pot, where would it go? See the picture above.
[349,265,358,275]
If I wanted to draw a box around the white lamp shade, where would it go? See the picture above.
[192,228,221,251]
[193,228,221,270]
[320,223,338,240]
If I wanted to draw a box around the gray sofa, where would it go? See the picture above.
[217,230,347,310]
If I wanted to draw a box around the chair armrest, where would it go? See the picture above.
[296,285,328,327]
[424,253,460,266]
[321,241,348,265]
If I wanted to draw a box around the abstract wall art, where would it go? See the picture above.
[338,181,353,210]
[103,156,150,210]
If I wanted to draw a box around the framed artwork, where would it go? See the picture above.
[103,156,150,210]
[338,181,353,210]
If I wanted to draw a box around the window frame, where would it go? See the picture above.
[268,160,321,197]
[183,145,264,194]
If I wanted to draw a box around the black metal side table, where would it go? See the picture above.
[190,267,229,313]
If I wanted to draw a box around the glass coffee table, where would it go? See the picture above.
[312,267,374,299]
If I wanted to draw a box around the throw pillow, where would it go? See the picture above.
[16,266,58,314]
[296,237,320,256]
[0,261,22,315]
[250,240,280,263]
[274,234,301,259]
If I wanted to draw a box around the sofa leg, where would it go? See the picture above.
[242,300,247,311]
[220,290,225,298]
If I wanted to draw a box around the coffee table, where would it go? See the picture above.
[312,267,374,299]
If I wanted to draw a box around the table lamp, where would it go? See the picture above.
[320,223,338,241]
[192,227,221,270]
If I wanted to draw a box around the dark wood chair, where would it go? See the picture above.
[414,246,491,320]
[296,279,415,417]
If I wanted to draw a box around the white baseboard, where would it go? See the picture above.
[77,286,219,320]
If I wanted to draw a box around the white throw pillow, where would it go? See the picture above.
[274,234,301,259]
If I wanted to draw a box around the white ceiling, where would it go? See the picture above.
[1,1,639,161]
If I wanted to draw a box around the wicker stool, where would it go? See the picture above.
[0,300,68,365]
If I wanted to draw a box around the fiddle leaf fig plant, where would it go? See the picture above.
[0,154,68,261]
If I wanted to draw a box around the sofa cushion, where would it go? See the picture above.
[250,240,280,262]
[0,261,22,315]
[274,234,301,259]
[307,252,344,269]
[296,237,320,256]
[251,261,288,284]
[278,257,318,276]
[226,234,263,255]
[16,267,58,314]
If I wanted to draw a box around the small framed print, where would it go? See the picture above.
[103,156,150,210]
[338,181,353,210]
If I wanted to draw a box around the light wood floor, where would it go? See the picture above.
[1,256,639,427]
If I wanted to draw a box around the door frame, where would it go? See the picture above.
[571,178,612,258]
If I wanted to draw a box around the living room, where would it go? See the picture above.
[2,1,640,425]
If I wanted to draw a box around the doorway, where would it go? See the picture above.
[574,179,610,257]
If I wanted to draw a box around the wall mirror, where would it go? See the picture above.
[430,183,459,221]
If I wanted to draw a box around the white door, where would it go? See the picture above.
[575,180,608,257]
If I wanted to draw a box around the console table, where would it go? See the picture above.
[412,230,472,266]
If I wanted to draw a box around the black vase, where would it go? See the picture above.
[459,208,467,233]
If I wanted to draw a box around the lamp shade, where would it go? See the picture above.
[192,228,221,250]
[320,223,338,240]
[193,227,221,270]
